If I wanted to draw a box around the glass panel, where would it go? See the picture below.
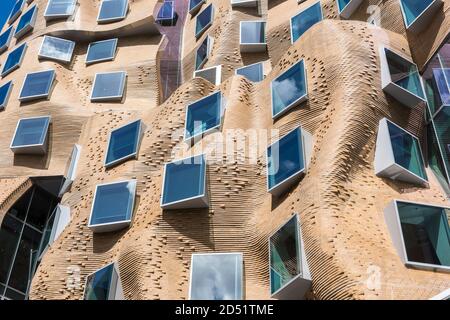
[0,81,12,108]
[162,155,205,205]
[86,39,117,64]
[195,37,209,70]
[433,106,450,183]
[397,202,450,267]
[4,287,26,300]
[400,0,435,26]
[0,26,14,52]
[267,128,304,190]
[40,36,75,62]
[38,209,56,258]
[105,120,141,166]
[91,72,126,100]
[15,5,36,37]
[1,43,26,77]
[157,1,174,20]
[45,0,76,16]
[90,181,135,226]
[98,0,128,22]
[236,63,263,82]
[271,60,307,117]
[190,253,243,300]
[337,0,351,11]
[0,215,23,284]
[25,187,54,232]
[290,2,322,43]
[12,117,50,147]
[185,92,222,139]
[20,70,55,100]
[195,4,213,37]
[240,22,265,44]
[8,0,24,24]
[84,264,114,300]
[189,0,204,12]
[426,123,450,194]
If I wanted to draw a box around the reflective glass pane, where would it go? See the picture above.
[39,36,75,62]
[240,22,265,44]
[98,0,128,22]
[15,5,37,37]
[189,0,204,12]
[8,0,24,24]
[195,37,209,70]
[290,2,322,43]
[105,120,141,167]
[0,215,22,284]
[20,70,55,100]
[400,0,435,26]
[157,1,175,20]
[1,43,26,77]
[0,26,14,52]
[195,4,213,37]
[86,39,117,64]
[236,63,263,82]
[84,264,114,300]
[185,91,222,139]
[45,0,76,17]
[0,81,13,108]
[91,72,126,100]
[12,117,50,147]
[337,0,353,11]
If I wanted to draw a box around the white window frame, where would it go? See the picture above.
[38,36,76,64]
[59,144,82,196]
[19,69,56,102]
[44,0,77,21]
[0,26,15,54]
[399,0,443,33]
[1,43,27,77]
[289,1,323,45]
[195,4,214,39]
[14,4,38,39]
[0,81,13,110]
[90,71,127,102]
[85,38,118,65]
[97,0,129,24]
[239,20,267,53]
[235,61,264,82]
[188,0,205,15]
[7,0,25,25]
[195,35,213,71]
[83,262,124,300]
[10,115,51,155]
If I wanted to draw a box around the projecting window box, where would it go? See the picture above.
[14,4,38,39]
[399,0,443,33]
[290,1,323,44]
[195,35,213,70]
[85,38,118,65]
[0,26,14,54]
[38,36,75,63]
[236,62,264,82]
[194,65,222,85]
[19,69,56,102]
[97,0,129,24]
[195,4,214,39]
[336,0,363,19]
[0,81,13,110]
[240,21,266,53]
[44,0,77,21]
[1,43,27,78]
[188,0,205,16]
[10,116,51,155]
[90,71,127,102]
[7,0,25,25]
[84,262,124,300]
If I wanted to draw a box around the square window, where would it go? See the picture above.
[90,71,126,102]
[336,0,363,19]
[194,65,222,85]
[0,81,13,110]
[19,70,55,102]
[161,154,208,209]
[380,46,426,108]
[105,120,142,168]
[384,200,450,272]
[239,21,266,52]
[39,36,75,63]
[189,253,243,300]
[44,0,77,20]
[195,4,213,39]
[97,0,128,24]
[236,62,264,82]
[88,180,137,233]
[400,0,442,33]
[156,1,176,22]
[269,214,311,299]
[374,118,428,186]
[189,0,205,15]
[1,43,27,78]
[195,35,213,70]
[85,38,118,65]
[0,26,14,54]
[8,0,25,25]
[84,262,123,300]
[271,59,308,119]
[184,91,224,142]
[290,1,322,43]
[10,116,51,154]
[14,4,38,39]
[267,127,311,196]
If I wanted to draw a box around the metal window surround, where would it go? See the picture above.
[38,36,75,63]
[85,38,118,65]
[10,116,51,155]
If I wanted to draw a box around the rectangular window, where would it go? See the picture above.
[399,0,442,33]
[236,62,264,82]
[195,4,214,39]
[14,4,38,39]
[85,38,118,65]
[7,0,24,25]
[44,0,77,20]
[0,26,14,54]
[97,0,129,24]
[1,43,27,77]
[194,65,222,85]
[88,180,137,233]
[105,119,142,168]
[156,1,175,22]
[189,0,205,15]
[19,69,55,102]
[84,263,123,300]
[39,36,75,63]
[189,253,243,300]
[240,21,266,52]
[195,35,212,70]
[0,81,13,110]
[10,116,51,154]
[336,0,363,19]
[90,71,127,102]
[290,1,322,43]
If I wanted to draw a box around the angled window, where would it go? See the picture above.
[161,154,208,209]
[189,0,205,15]
[271,59,307,119]
[10,116,51,154]
[97,0,128,24]
[399,0,442,33]
[156,1,176,23]
[14,4,38,39]
[90,71,126,102]
[44,0,77,20]
[85,38,118,65]
[0,81,13,110]
[189,253,243,300]
[7,0,24,25]
[195,35,213,70]
[88,180,137,233]
[380,46,426,108]
[336,0,363,19]
[374,118,428,186]
[270,214,311,299]
[0,26,14,54]
[1,43,27,77]
[267,127,312,196]
[184,91,224,142]
[231,0,259,7]
[105,120,143,168]
[290,1,322,44]
[240,21,266,53]
[59,144,82,196]
[38,36,75,63]
[430,288,450,300]
[425,68,450,116]
[38,204,71,260]
[84,263,123,300]
[236,62,264,82]
[195,4,213,39]
[194,65,222,85]
[19,70,55,102]
[384,200,450,272]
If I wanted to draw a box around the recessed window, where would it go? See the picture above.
[14,4,38,39]
[336,0,363,19]
[399,0,442,33]
[384,200,450,272]
[194,65,222,85]
[189,0,205,15]
[231,0,259,7]
[97,0,128,24]
[380,46,426,108]
[0,81,13,110]
[375,118,428,186]
[426,68,450,115]
[267,127,311,196]
[44,0,77,20]
[19,70,55,102]
[84,263,123,300]
[189,253,243,300]
[39,36,75,63]
[88,180,137,233]
[271,59,308,119]
[236,62,264,82]
[195,35,213,70]
[240,21,266,52]
[161,154,208,209]
[156,1,176,23]
[90,71,126,102]
[7,0,24,25]
[105,120,142,168]
[270,214,311,299]
[290,1,322,43]
[10,116,51,154]
[1,43,27,77]
[85,38,118,65]
[195,4,213,39]
[185,91,224,142]
[0,26,14,54]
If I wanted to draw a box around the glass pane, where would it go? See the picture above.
[45,0,76,16]
[240,22,265,44]
[1,43,26,76]
[290,2,322,43]
[12,117,50,147]
[337,0,352,11]
[20,70,55,100]
[26,187,55,232]
[15,5,36,37]
[86,39,117,64]
[8,0,24,24]
[0,26,14,51]
[0,81,12,108]
[40,36,75,62]
[195,4,213,37]
[400,0,434,26]
[105,120,141,166]
[236,63,263,82]
[4,287,26,300]
[84,264,114,300]
[98,0,128,21]
[185,92,222,139]
[195,37,209,70]
[190,253,242,300]
[0,215,23,284]
[91,72,126,100]
[189,0,203,12]
[157,1,174,20]
[7,188,33,221]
